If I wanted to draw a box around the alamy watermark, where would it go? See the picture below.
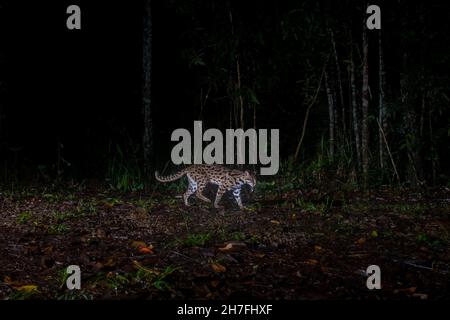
[170,121,279,175]
[66,265,81,290]
[366,265,381,290]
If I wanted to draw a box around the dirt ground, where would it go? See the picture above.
[0,184,449,300]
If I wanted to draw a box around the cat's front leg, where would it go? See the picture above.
[232,188,243,209]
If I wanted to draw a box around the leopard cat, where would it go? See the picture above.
[155,165,256,209]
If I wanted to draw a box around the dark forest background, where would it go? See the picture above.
[0,0,449,190]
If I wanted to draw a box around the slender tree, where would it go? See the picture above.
[143,0,154,177]
[330,29,346,141]
[361,20,370,186]
[294,58,327,161]
[378,29,386,169]
[350,42,361,168]
[324,70,335,158]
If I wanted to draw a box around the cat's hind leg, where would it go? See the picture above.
[195,184,211,203]
[213,185,226,209]
[183,179,197,206]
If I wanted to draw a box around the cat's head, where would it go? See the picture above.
[243,170,257,192]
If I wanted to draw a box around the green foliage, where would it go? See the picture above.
[393,203,427,215]
[53,211,75,222]
[282,197,330,215]
[106,142,145,192]
[256,180,277,193]
[16,211,32,224]
[106,273,130,290]
[57,291,94,300]
[48,223,70,235]
[89,265,178,294]
[57,267,71,288]
[134,198,157,211]
[77,199,97,215]
[134,265,178,291]
[180,233,211,247]
[416,233,447,249]
[230,231,246,241]
[162,178,186,193]
[7,289,39,300]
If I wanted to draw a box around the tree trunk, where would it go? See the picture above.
[236,58,244,129]
[401,70,422,185]
[361,22,370,186]
[229,10,244,129]
[350,44,361,168]
[378,30,386,169]
[429,106,437,183]
[330,29,346,141]
[143,0,153,177]
[324,71,335,158]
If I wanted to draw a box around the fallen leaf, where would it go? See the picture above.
[104,257,116,267]
[371,230,378,238]
[42,245,54,254]
[412,293,428,300]
[96,229,106,238]
[320,266,330,273]
[4,276,14,285]
[139,247,154,254]
[314,245,322,252]
[131,240,147,249]
[211,263,227,273]
[356,238,366,245]
[305,259,319,265]
[103,202,114,209]
[218,243,233,251]
[93,262,104,271]
[406,287,417,293]
[16,285,38,292]
[270,220,280,225]
[132,260,160,275]
[218,241,246,252]
[348,253,369,258]
[135,207,147,216]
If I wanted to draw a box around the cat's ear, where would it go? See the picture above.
[244,170,250,176]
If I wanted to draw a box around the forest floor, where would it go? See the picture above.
[0,183,449,300]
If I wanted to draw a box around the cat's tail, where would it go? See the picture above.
[155,169,187,183]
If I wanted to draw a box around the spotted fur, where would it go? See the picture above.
[155,165,256,209]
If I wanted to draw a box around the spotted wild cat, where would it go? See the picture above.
[155,165,256,209]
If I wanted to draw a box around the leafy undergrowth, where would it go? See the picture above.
[0,184,449,300]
